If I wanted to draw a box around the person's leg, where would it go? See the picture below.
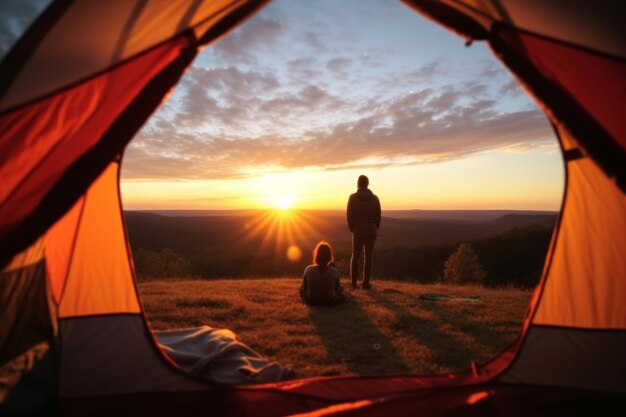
[350,233,364,287]
[362,235,376,288]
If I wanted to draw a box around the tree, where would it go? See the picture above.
[134,248,191,279]
[442,243,486,285]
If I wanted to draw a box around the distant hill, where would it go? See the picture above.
[383,209,557,222]
[136,209,557,222]
[124,210,557,252]
[125,210,556,285]
[376,214,555,246]
[138,209,261,217]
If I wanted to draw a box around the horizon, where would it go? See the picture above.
[125,208,559,213]
[120,0,564,212]
[124,208,559,222]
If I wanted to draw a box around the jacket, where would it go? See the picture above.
[346,188,381,234]
[301,265,342,305]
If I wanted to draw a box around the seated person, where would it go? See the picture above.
[299,241,344,306]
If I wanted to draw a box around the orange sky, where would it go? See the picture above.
[121,146,564,211]
[120,0,564,211]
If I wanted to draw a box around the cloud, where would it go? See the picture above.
[406,61,440,81]
[359,53,380,68]
[151,65,350,139]
[124,66,554,181]
[286,57,323,83]
[377,61,442,90]
[463,82,488,96]
[480,62,503,78]
[326,57,352,74]
[182,66,280,93]
[499,79,523,96]
[167,65,279,128]
[425,89,464,112]
[303,32,328,52]
[211,16,284,63]
[257,85,339,115]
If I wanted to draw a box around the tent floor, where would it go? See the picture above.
[53,382,626,417]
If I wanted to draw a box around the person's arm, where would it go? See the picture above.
[333,269,342,295]
[301,267,309,296]
[375,196,381,229]
[347,196,355,232]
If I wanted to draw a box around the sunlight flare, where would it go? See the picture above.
[286,245,302,262]
[274,195,296,210]
[232,209,322,260]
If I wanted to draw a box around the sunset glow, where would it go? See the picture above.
[120,0,564,212]
[274,196,296,210]
[234,209,320,260]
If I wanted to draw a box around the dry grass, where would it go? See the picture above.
[139,278,532,378]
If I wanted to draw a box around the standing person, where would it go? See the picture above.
[299,241,344,306]
[347,175,381,289]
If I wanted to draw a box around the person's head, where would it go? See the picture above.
[313,241,333,268]
[357,175,369,189]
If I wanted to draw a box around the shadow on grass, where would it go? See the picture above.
[365,290,476,372]
[307,299,409,375]
[415,296,515,354]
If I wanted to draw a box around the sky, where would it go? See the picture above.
[1,0,565,211]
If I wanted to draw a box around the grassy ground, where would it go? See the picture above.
[139,278,532,378]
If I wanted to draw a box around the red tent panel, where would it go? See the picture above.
[0,35,194,262]
[498,29,626,152]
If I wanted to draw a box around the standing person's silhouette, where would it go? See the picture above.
[347,175,381,289]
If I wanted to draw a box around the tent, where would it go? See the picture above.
[1,0,624,415]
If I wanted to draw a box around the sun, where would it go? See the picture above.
[274,196,296,210]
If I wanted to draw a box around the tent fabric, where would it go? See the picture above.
[440,0,626,59]
[50,161,283,397]
[59,315,205,397]
[498,326,626,392]
[56,162,139,318]
[0,0,264,111]
[0,34,196,268]
[226,343,517,408]
[0,260,53,365]
[44,196,85,304]
[1,237,45,274]
[491,26,626,189]
[155,326,287,385]
[501,30,626,152]
[531,125,626,329]
[241,383,623,417]
[57,383,626,417]
[0,341,51,406]
[0,0,269,269]
[496,124,626,392]
[403,0,626,189]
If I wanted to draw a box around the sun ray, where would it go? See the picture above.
[229,190,333,265]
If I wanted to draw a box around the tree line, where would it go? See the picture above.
[132,224,552,288]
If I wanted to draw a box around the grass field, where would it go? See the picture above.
[139,278,532,378]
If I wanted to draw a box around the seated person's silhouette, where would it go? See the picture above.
[299,241,344,306]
